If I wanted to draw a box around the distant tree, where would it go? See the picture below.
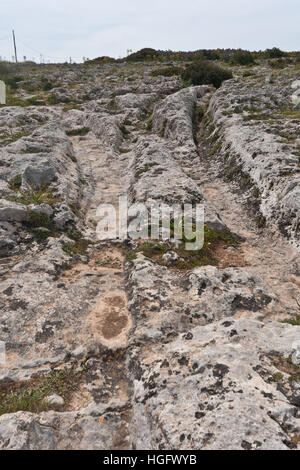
[126,48,159,62]
[182,61,233,89]
[202,50,220,61]
[265,47,286,59]
[233,50,255,66]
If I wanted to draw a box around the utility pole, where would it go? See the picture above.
[12,30,17,63]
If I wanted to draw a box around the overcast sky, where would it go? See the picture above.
[1,0,299,63]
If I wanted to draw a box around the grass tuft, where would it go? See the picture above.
[8,174,22,191]
[62,238,90,256]
[8,185,60,206]
[0,366,85,416]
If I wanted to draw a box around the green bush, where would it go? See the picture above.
[233,50,255,66]
[269,58,293,69]
[47,94,59,105]
[182,61,233,89]
[62,239,89,256]
[265,47,286,59]
[201,50,220,61]
[25,96,46,106]
[151,66,183,77]
[119,124,130,138]
[126,48,159,62]
[5,76,23,90]
[0,63,23,89]
[41,78,54,91]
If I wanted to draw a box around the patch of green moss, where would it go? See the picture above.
[64,228,83,242]
[62,238,89,256]
[130,227,239,270]
[0,130,32,146]
[69,202,81,218]
[277,106,300,119]
[209,142,222,156]
[243,113,272,122]
[243,71,255,77]
[255,214,266,228]
[25,96,46,106]
[0,366,85,416]
[8,174,22,191]
[63,103,81,112]
[124,250,137,261]
[119,147,131,154]
[26,210,53,228]
[135,164,157,178]
[66,127,90,137]
[159,120,167,138]
[208,132,220,144]
[225,163,241,180]
[272,372,284,381]
[192,103,204,145]
[20,210,56,242]
[271,354,300,382]
[120,124,130,138]
[252,186,260,199]
[19,148,42,154]
[106,98,118,111]
[281,315,300,326]
[146,114,153,130]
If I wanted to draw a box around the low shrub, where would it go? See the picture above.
[5,76,23,90]
[265,47,287,59]
[8,185,60,206]
[25,96,46,106]
[233,50,255,66]
[120,124,130,138]
[269,58,293,69]
[200,50,220,61]
[126,48,159,62]
[151,66,183,77]
[62,238,89,256]
[181,61,233,89]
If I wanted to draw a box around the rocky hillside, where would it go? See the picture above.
[0,60,299,450]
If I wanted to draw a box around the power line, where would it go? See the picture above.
[17,38,50,58]
[0,31,84,63]
[17,36,83,62]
